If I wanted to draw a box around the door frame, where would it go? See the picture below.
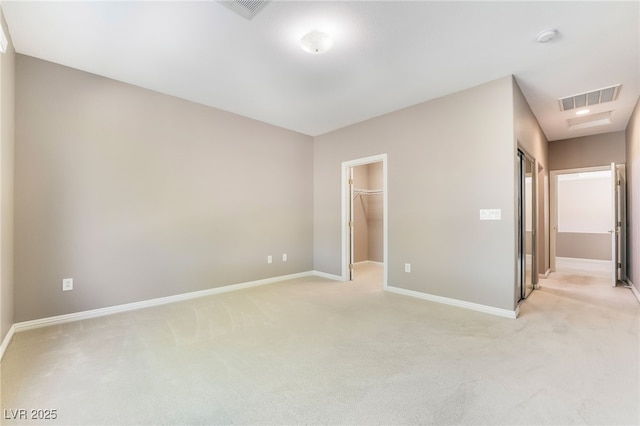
[549,165,613,273]
[341,154,388,287]
[517,148,538,301]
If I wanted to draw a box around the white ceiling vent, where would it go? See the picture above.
[559,84,620,111]
[218,0,269,20]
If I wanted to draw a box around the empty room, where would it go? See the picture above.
[1,1,639,425]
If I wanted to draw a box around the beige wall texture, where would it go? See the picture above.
[549,131,626,171]
[556,233,611,261]
[14,55,314,322]
[352,164,369,263]
[367,162,383,263]
[626,99,640,289]
[314,76,518,311]
[0,11,15,343]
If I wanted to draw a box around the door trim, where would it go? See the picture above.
[341,154,388,287]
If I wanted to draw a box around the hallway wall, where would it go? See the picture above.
[626,99,640,289]
[0,10,15,344]
[513,78,550,278]
[549,132,626,171]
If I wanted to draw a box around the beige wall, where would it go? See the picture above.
[314,76,517,311]
[0,11,15,342]
[352,164,369,262]
[14,55,314,322]
[626,99,640,288]
[513,78,550,278]
[549,131,626,171]
[367,162,383,262]
[556,233,611,261]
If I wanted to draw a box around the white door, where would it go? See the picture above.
[610,163,627,287]
[349,168,354,281]
[610,162,618,287]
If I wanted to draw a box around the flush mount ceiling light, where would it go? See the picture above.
[300,31,332,54]
[568,111,612,130]
[536,28,558,43]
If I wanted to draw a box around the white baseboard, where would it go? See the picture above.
[540,269,551,279]
[385,286,518,319]
[355,260,384,265]
[627,279,640,303]
[556,256,611,266]
[312,270,343,281]
[11,271,314,335]
[0,324,16,362]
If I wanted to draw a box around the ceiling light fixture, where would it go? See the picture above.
[300,31,332,54]
[536,29,558,43]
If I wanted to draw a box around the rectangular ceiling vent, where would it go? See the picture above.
[559,84,621,111]
[218,0,269,20]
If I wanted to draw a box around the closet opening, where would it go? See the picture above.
[341,154,388,287]
[517,149,538,302]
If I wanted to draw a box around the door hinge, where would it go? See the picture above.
[618,262,622,268]
[348,221,353,228]
[349,263,354,270]
[348,178,353,185]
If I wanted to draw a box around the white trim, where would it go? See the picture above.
[355,260,384,265]
[385,286,518,319]
[341,154,388,287]
[626,279,640,303]
[312,270,343,281]
[0,324,16,362]
[556,256,611,266]
[11,272,314,334]
[540,268,551,279]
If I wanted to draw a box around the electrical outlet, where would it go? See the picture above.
[62,278,73,291]
[282,253,287,262]
[404,263,411,273]
[267,255,273,264]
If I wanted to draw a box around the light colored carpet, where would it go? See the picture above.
[1,261,638,425]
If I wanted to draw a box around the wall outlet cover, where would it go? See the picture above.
[62,278,73,291]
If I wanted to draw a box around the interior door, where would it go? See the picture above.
[349,168,354,281]
[610,163,626,287]
[610,163,618,286]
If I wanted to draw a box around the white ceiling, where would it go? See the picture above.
[2,1,639,140]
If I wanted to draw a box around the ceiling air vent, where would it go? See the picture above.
[218,0,269,20]
[559,84,621,111]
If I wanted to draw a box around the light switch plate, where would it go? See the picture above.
[480,209,501,220]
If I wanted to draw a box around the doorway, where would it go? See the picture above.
[341,154,387,287]
[550,164,626,286]
[517,149,537,301]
